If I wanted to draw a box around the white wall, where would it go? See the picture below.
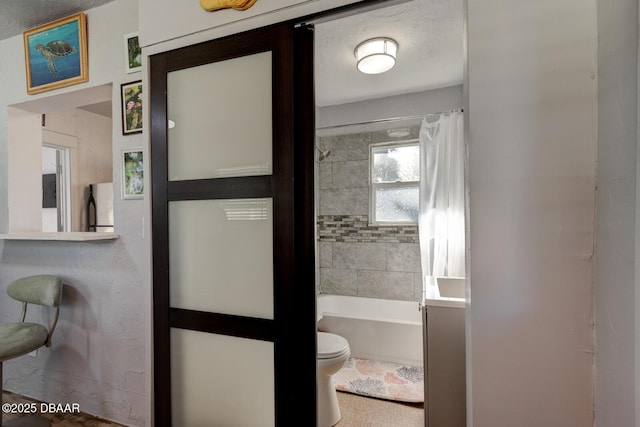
[595,0,638,425]
[140,0,311,47]
[74,109,113,231]
[139,0,364,54]
[7,107,41,232]
[317,85,463,133]
[0,0,149,426]
[466,0,596,425]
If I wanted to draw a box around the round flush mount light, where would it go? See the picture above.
[355,37,398,75]
[387,128,411,138]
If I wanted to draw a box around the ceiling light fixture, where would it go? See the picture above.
[355,37,398,75]
[387,128,411,138]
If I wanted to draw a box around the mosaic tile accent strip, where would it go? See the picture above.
[318,215,418,243]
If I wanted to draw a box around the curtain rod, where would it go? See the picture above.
[316,109,462,131]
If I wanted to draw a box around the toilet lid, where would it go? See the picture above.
[317,332,349,359]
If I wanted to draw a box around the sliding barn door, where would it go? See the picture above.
[150,23,316,426]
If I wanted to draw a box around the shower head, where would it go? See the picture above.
[316,146,331,161]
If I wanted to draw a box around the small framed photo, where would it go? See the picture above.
[23,13,88,95]
[121,81,142,135]
[124,32,141,73]
[122,149,144,199]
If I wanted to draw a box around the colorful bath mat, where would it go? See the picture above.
[333,357,424,403]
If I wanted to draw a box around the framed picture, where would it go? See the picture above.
[124,32,141,73]
[23,13,88,95]
[121,81,143,135]
[122,149,144,199]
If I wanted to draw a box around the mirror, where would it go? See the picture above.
[8,84,113,233]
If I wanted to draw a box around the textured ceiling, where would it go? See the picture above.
[315,0,463,106]
[0,0,115,41]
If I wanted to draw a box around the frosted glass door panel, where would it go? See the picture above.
[167,51,272,180]
[169,198,274,318]
[171,328,275,426]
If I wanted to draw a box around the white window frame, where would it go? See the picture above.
[369,140,420,225]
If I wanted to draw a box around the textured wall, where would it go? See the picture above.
[1,237,147,424]
[0,1,148,426]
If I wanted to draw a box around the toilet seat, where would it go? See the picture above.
[318,332,350,359]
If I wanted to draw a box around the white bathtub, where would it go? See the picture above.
[317,294,423,367]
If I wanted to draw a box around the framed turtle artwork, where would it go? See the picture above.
[23,13,88,95]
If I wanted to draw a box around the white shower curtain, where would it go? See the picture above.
[418,111,465,297]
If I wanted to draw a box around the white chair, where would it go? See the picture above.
[0,275,63,427]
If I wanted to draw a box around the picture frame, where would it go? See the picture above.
[124,32,141,73]
[23,13,88,95]
[121,81,143,135]
[122,149,144,199]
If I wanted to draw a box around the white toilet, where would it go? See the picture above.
[317,331,351,427]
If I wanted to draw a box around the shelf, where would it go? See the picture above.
[0,232,119,242]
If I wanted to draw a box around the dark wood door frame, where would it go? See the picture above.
[149,2,401,425]
[150,22,317,426]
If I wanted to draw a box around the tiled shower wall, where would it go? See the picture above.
[317,127,423,302]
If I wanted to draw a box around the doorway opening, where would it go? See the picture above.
[7,83,114,234]
[309,0,466,425]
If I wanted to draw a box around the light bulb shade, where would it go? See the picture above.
[355,37,398,74]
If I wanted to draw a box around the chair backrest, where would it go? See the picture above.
[7,275,62,307]
[6,275,63,347]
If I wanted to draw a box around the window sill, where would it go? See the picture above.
[424,297,465,309]
[368,222,418,227]
[0,232,119,241]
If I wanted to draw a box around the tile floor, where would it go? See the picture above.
[337,391,425,427]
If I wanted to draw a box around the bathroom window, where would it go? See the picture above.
[370,141,420,225]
